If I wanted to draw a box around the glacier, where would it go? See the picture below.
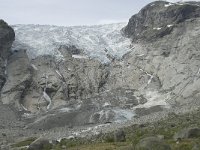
[12,23,132,63]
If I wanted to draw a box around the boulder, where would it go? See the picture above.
[28,138,52,150]
[174,127,200,140]
[192,144,200,150]
[135,136,171,150]
[114,130,126,142]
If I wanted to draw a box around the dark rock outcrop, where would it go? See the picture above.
[58,45,81,57]
[0,20,15,58]
[28,138,52,150]
[114,130,126,142]
[122,1,200,41]
[0,20,15,90]
[174,127,200,140]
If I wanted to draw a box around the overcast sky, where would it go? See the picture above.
[0,0,199,26]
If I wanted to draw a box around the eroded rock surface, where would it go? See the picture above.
[1,50,32,110]
[122,1,200,108]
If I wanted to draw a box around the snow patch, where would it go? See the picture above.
[67,136,75,139]
[197,68,200,75]
[167,24,173,28]
[59,107,73,113]
[72,55,88,59]
[4,59,7,75]
[103,102,111,107]
[55,70,62,77]
[22,113,33,118]
[31,64,38,70]
[137,54,145,57]
[56,138,62,142]
[164,3,174,7]
[153,27,162,30]
[75,103,82,110]
[147,75,154,85]
[21,104,28,111]
[139,68,154,85]
[135,91,170,109]
[139,68,144,72]
[43,91,52,110]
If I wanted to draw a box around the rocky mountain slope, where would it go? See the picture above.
[1,0,200,148]
[122,0,200,107]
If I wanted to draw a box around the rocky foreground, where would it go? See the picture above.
[21,109,200,150]
[1,0,200,150]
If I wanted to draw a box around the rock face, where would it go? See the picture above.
[0,20,26,143]
[22,49,109,113]
[0,20,15,90]
[121,1,200,108]
[1,49,32,110]
[122,1,200,41]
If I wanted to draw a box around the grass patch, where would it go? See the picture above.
[12,137,37,148]
[65,142,131,150]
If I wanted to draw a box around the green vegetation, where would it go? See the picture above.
[12,109,200,149]
[12,137,37,148]
[169,139,194,150]
[42,143,53,150]
[57,138,85,148]
[59,110,200,150]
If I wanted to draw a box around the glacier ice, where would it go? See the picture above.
[12,23,132,63]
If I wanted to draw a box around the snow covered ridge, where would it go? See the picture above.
[12,23,132,63]
[166,1,200,7]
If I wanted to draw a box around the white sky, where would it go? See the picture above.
[0,0,199,26]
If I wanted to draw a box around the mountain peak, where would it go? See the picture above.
[122,0,200,41]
